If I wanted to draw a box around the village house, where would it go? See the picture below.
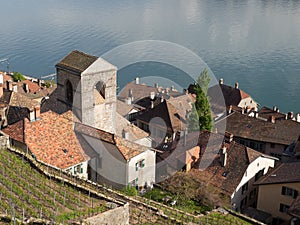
[2,110,90,179]
[194,131,276,212]
[222,110,300,159]
[2,50,156,188]
[255,162,300,224]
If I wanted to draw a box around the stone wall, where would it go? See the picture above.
[83,203,129,225]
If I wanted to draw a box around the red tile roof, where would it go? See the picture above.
[3,111,88,169]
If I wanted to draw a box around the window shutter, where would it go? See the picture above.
[135,162,138,171]
[282,186,286,195]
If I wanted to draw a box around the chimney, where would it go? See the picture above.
[219,78,224,85]
[125,96,132,105]
[214,128,218,134]
[241,107,245,114]
[273,106,277,112]
[150,91,155,100]
[220,146,227,167]
[288,112,294,120]
[235,82,239,89]
[7,81,13,91]
[269,115,275,124]
[171,85,175,91]
[29,108,35,122]
[228,105,233,114]
[154,83,158,88]
[135,77,139,84]
[165,88,169,94]
[35,106,41,120]
[38,79,42,87]
[12,84,18,93]
[161,95,164,103]
[24,83,29,93]
[122,129,129,140]
[297,113,300,122]
[254,111,258,118]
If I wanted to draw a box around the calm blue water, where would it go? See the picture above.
[0,0,299,112]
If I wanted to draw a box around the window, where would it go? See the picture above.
[255,169,264,181]
[279,203,290,213]
[282,186,298,199]
[66,80,73,104]
[136,159,145,171]
[242,182,248,195]
[76,165,81,173]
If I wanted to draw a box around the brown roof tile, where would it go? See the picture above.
[255,162,300,185]
[56,50,98,74]
[2,119,24,143]
[258,106,287,120]
[225,111,300,145]
[195,131,264,195]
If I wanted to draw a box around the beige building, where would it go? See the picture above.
[255,162,300,224]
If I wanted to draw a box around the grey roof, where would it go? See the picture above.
[56,50,98,73]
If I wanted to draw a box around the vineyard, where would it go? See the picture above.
[0,148,255,224]
[0,148,108,224]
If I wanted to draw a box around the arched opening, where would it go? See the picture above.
[94,81,105,105]
[66,80,73,104]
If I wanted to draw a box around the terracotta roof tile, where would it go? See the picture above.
[194,131,264,195]
[2,119,24,143]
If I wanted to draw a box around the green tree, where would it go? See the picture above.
[193,69,213,131]
[13,72,26,82]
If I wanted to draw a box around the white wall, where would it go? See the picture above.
[231,156,275,211]
[238,97,258,111]
[128,149,156,188]
[65,160,88,179]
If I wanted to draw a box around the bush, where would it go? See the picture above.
[13,72,26,82]
[121,185,138,196]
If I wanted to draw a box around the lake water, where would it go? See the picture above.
[0,0,299,113]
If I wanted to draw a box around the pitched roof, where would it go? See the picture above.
[255,162,300,185]
[9,92,40,109]
[258,106,287,121]
[116,99,135,117]
[208,83,251,107]
[74,122,149,161]
[3,111,89,169]
[118,82,181,103]
[135,100,184,133]
[2,119,24,143]
[115,113,149,142]
[56,50,98,74]
[194,131,266,195]
[224,111,300,146]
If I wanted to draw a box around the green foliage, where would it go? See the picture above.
[121,185,138,196]
[193,68,213,131]
[12,72,26,82]
[188,104,200,131]
[44,79,54,88]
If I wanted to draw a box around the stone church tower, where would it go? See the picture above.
[55,50,117,133]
